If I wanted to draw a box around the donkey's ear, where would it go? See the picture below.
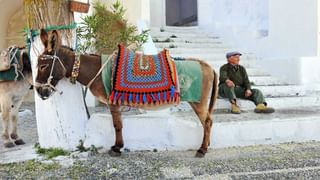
[40,29,48,48]
[48,30,61,52]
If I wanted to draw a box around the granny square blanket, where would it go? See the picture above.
[109,44,180,106]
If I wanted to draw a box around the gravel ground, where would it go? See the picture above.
[2,102,320,179]
[1,142,320,179]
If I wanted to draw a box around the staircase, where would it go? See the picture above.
[83,26,320,151]
[150,26,320,111]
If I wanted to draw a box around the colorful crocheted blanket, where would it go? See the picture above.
[108,44,179,106]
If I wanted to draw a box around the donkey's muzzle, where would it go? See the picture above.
[36,86,54,100]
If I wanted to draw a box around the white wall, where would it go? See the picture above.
[100,0,150,26]
[257,0,320,87]
[259,0,318,59]
[0,0,21,49]
[200,0,319,59]
[149,0,165,27]
[210,0,268,30]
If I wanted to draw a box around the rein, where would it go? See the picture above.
[69,51,115,88]
[86,53,114,88]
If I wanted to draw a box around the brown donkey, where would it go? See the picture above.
[35,30,218,157]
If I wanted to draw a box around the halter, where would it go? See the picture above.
[36,50,67,93]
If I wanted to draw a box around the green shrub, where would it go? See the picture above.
[77,0,149,54]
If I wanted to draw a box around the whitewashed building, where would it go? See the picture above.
[1,0,320,85]
[1,0,320,150]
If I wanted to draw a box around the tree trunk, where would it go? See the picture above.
[24,0,88,150]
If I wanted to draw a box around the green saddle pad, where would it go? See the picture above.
[0,47,23,81]
[175,60,202,102]
[101,55,202,103]
[0,66,22,81]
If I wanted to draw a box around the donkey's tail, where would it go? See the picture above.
[208,69,219,114]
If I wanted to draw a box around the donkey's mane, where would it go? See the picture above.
[60,45,74,52]
[59,45,101,59]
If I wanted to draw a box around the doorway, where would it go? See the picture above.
[165,0,198,26]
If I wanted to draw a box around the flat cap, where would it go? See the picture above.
[226,51,242,59]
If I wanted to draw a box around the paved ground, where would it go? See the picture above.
[2,102,320,179]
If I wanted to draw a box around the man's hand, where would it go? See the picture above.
[245,89,252,97]
[226,79,235,88]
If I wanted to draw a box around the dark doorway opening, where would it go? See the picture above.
[165,0,198,26]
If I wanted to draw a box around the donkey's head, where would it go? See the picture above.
[36,29,75,100]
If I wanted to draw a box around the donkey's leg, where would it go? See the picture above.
[189,103,212,157]
[10,99,25,145]
[1,102,15,148]
[109,105,124,157]
[188,60,215,157]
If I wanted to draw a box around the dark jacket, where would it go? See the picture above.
[219,63,251,90]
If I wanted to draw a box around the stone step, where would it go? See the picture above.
[211,106,320,148]
[207,61,256,69]
[151,31,217,38]
[83,106,320,150]
[150,29,206,35]
[171,53,256,61]
[250,76,289,86]
[214,96,320,110]
[253,85,305,97]
[246,68,270,76]
[161,47,232,54]
[155,42,228,49]
[153,37,223,44]
[150,26,202,33]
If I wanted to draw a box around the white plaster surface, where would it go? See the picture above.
[30,37,89,151]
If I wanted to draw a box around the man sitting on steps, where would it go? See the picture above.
[219,51,275,114]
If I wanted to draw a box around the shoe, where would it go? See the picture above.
[231,103,241,114]
[254,104,275,113]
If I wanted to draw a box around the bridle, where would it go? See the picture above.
[35,50,67,93]
[36,46,113,93]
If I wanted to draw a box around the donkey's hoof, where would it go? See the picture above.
[4,142,15,148]
[108,146,122,157]
[195,149,206,158]
[14,139,25,145]
[108,149,122,157]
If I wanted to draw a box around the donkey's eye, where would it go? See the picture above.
[39,64,49,71]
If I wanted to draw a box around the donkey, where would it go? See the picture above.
[0,47,33,148]
[35,30,218,157]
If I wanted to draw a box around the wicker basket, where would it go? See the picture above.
[69,0,90,13]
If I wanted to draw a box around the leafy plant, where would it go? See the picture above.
[34,143,69,159]
[76,140,88,152]
[76,140,98,155]
[77,1,149,54]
